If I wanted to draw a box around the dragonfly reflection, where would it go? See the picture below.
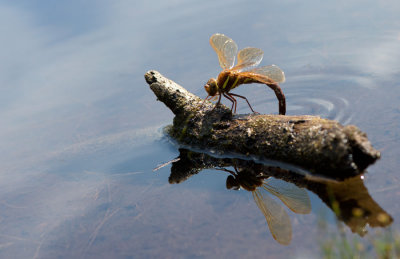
[221,167,311,245]
[204,33,286,114]
[166,148,392,242]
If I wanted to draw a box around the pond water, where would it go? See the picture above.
[1,0,400,258]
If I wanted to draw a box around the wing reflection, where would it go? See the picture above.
[253,187,293,245]
[222,166,310,245]
[164,148,392,244]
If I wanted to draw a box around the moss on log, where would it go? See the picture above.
[145,70,380,176]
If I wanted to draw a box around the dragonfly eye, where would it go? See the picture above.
[226,175,240,190]
[204,78,218,96]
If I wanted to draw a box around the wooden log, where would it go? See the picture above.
[145,70,380,177]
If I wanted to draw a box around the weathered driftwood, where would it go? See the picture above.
[145,70,380,176]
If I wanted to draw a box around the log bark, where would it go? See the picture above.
[145,70,380,176]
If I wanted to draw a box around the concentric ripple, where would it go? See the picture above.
[289,94,352,124]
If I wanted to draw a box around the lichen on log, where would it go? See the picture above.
[145,70,380,177]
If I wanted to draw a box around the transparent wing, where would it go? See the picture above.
[264,178,311,214]
[248,65,286,83]
[210,33,238,69]
[232,47,264,71]
[252,189,292,245]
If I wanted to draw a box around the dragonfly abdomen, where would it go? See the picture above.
[217,70,286,115]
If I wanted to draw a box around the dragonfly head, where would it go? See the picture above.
[226,175,240,190]
[204,78,218,96]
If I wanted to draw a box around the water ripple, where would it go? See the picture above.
[240,81,354,124]
[289,94,352,124]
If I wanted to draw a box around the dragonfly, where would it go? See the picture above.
[222,167,311,245]
[204,33,286,114]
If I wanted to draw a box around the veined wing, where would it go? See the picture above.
[252,189,292,245]
[210,33,238,69]
[249,65,286,83]
[232,47,264,71]
[263,178,311,214]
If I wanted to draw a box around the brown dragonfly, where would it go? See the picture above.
[204,33,286,114]
[223,167,311,245]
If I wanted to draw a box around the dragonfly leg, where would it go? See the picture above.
[216,94,222,106]
[214,167,236,175]
[228,93,257,114]
[200,95,211,109]
[223,92,237,113]
[209,94,222,112]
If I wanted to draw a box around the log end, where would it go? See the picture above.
[145,70,208,116]
[343,125,381,171]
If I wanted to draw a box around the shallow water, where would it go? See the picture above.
[1,0,400,258]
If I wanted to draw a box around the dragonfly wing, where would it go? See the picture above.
[264,178,311,214]
[249,65,286,83]
[232,47,264,71]
[210,33,238,69]
[252,189,292,245]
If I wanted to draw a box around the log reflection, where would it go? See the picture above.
[165,148,392,244]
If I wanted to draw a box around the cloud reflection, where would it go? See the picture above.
[0,0,399,257]
[0,2,149,170]
[359,32,400,77]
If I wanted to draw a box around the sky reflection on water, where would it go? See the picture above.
[1,0,400,257]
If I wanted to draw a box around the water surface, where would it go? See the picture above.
[1,0,400,258]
